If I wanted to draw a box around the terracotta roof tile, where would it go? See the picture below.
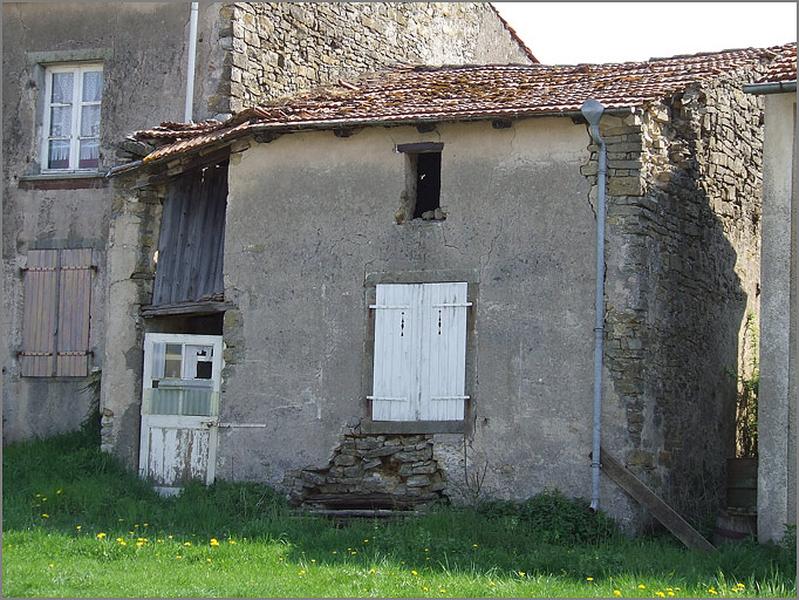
[132,44,793,165]
[754,43,797,84]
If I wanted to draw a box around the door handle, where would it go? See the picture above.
[201,420,218,429]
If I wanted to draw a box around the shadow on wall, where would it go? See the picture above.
[605,82,761,531]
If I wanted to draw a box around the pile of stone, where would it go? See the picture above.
[287,434,447,510]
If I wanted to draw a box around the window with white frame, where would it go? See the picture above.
[42,64,103,171]
[369,282,470,422]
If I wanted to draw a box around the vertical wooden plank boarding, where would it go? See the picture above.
[56,248,93,376]
[20,249,59,376]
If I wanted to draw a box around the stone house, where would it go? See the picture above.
[105,44,793,530]
[744,45,797,543]
[1,2,534,442]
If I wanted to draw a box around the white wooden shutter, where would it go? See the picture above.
[370,284,416,421]
[419,282,469,421]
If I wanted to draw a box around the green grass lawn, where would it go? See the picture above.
[3,428,795,598]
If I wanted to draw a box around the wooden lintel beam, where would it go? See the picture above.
[395,141,444,154]
[141,300,234,318]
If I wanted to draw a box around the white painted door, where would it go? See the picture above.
[139,333,223,493]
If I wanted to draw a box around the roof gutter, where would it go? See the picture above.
[743,81,797,95]
[581,98,607,513]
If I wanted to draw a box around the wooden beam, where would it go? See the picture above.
[141,300,233,318]
[395,142,444,154]
[491,119,513,129]
[598,447,716,552]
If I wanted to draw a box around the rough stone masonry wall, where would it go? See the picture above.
[210,2,533,115]
[286,434,448,510]
[584,69,764,527]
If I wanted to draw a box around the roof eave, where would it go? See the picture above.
[112,106,638,178]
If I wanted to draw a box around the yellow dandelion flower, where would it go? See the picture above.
[489,580,496,587]
[350,550,357,555]
[613,591,622,598]
[667,592,675,597]
[411,570,419,576]
[310,559,316,564]
[48,563,54,569]
[424,547,429,552]
[210,538,220,547]
[129,531,135,536]
[143,523,149,527]
[638,584,646,590]
[176,555,182,560]
[472,543,479,548]
[298,569,306,576]
[422,586,429,592]
[586,577,594,581]
[228,539,237,544]
[368,567,376,575]
[183,541,192,547]
[96,532,106,540]
[41,497,47,502]
[167,535,173,540]
[41,513,49,519]
[518,571,526,577]
[206,558,212,563]
[75,525,82,531]
[56,489,63,495]
[656,592,666,598]
[35,493,41,498]
[708,588,718,595]
[438,588,447,594]
[331,550,337,554]
[363,538,369,543]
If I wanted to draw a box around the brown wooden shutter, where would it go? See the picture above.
[20,249,59,376]
[56,248,93,376]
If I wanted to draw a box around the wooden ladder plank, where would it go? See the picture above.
[599,446,716,552]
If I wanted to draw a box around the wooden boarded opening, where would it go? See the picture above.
[152,161,228,308]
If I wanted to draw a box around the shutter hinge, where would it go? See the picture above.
[369,304,411,310]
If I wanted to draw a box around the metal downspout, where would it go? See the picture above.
[581,99,607,512]
[184,2,199,122]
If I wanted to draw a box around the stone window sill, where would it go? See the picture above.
[18,172,107,190]
[360,420,464,435]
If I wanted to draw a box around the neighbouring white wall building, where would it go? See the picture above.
[745,45,797,544]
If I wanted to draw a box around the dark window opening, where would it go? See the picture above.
[412,152,442,219]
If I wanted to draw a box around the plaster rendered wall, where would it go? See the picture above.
[3,0,530,443]
[1,2,220,442]
[220,118,637,528]
[588,72,765,527]
[216,2,534,115]
[758,92,797,543]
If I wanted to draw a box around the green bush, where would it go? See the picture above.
[477,489,620,544]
